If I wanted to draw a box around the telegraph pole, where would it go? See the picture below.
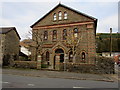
[110,28,112,57]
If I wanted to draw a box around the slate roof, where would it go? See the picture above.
[30,3,97,28]
[0,27,21,39]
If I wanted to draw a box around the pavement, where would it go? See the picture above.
[1,68,119,82]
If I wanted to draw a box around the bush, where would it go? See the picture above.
[41,64,48,68]
[95,56,115,74]
[59,56,115,74]
[14,61,37,69]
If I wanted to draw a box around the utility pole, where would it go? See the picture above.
[110,28,112,57]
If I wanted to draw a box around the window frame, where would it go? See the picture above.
[58,11,62,20]
[63,29,67,40]
[73,28,78,38]
[46,51,50,65]
[69,51,73,62]
[81,52,85,60]
[53,13,57,21]
[44,31,48,40]
[53,30,57,40]
[64,12,67,20]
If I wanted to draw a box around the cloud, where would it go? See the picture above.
[0,18,15,26]
[1,1,118,40]
[0,0,119,2]
[97,14,118,33]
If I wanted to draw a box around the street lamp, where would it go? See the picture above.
[110,28,112,57]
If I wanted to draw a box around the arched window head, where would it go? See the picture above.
[53,13,57,21]
[44,31,48,40]
[63,29,67,40]
[53,30,57,40]
[58,11,62,20]
[64,12,67,20]
[73,28,78,38]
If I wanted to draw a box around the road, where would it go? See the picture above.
[2,74,118,88]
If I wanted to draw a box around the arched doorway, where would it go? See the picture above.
[53,49,64,69]
[55,49,64,63]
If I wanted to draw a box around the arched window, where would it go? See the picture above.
[69,51,73,62]
[64,12,67,19]
[53,30,57,40]
[44,31,48,40]
[53,13,57,21]
[63,29,67,40]
[73,28,78,38]
[81,52,85,60]
[46,51,50,65]
[58,11,62,20]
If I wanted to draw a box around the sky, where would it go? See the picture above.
[0,0,119,40]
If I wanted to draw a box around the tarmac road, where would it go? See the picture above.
[2,74,118,88]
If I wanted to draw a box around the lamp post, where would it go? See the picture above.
[110,28,112,57]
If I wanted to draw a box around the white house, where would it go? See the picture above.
[20,46,31,56]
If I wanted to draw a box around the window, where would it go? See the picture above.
[53,30,57,40]
[69,51,73,62]
[44,31,48,40]
[63,29,67,40]
[82,52,85,60]
[46,51,50,65]
[64,12,67,19]
[73,28,78,38]
[58,11,62,20]
[53,13,57,21]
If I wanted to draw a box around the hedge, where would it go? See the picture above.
[59,57,115,74]
[95,56,115,74]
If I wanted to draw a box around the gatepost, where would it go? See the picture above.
[64,54,68,71]
[37,55,42,69]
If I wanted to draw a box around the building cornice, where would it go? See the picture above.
[33,21,94,30]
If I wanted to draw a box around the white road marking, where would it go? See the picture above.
[2,82,9,84]
[73,87,86,88]
[28,84,35,86]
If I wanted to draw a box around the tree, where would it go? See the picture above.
[26,30,43,61]
[65,29,82,63]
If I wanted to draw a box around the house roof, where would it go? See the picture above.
[20,39,33,48]
[0,27,21,39]
[30,3,97,28]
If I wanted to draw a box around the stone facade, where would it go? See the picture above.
[0,27,20,66]
[31,4,97,70]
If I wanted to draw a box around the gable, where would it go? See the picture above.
[31,4,97,28]
[0,27,21,39]
[6,30,20,41]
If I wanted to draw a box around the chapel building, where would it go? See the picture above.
[30,3,97,70]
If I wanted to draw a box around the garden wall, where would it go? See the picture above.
[14,61,37,69]
[60,57,115,74]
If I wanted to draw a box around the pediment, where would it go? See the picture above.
[31,4,97,28]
